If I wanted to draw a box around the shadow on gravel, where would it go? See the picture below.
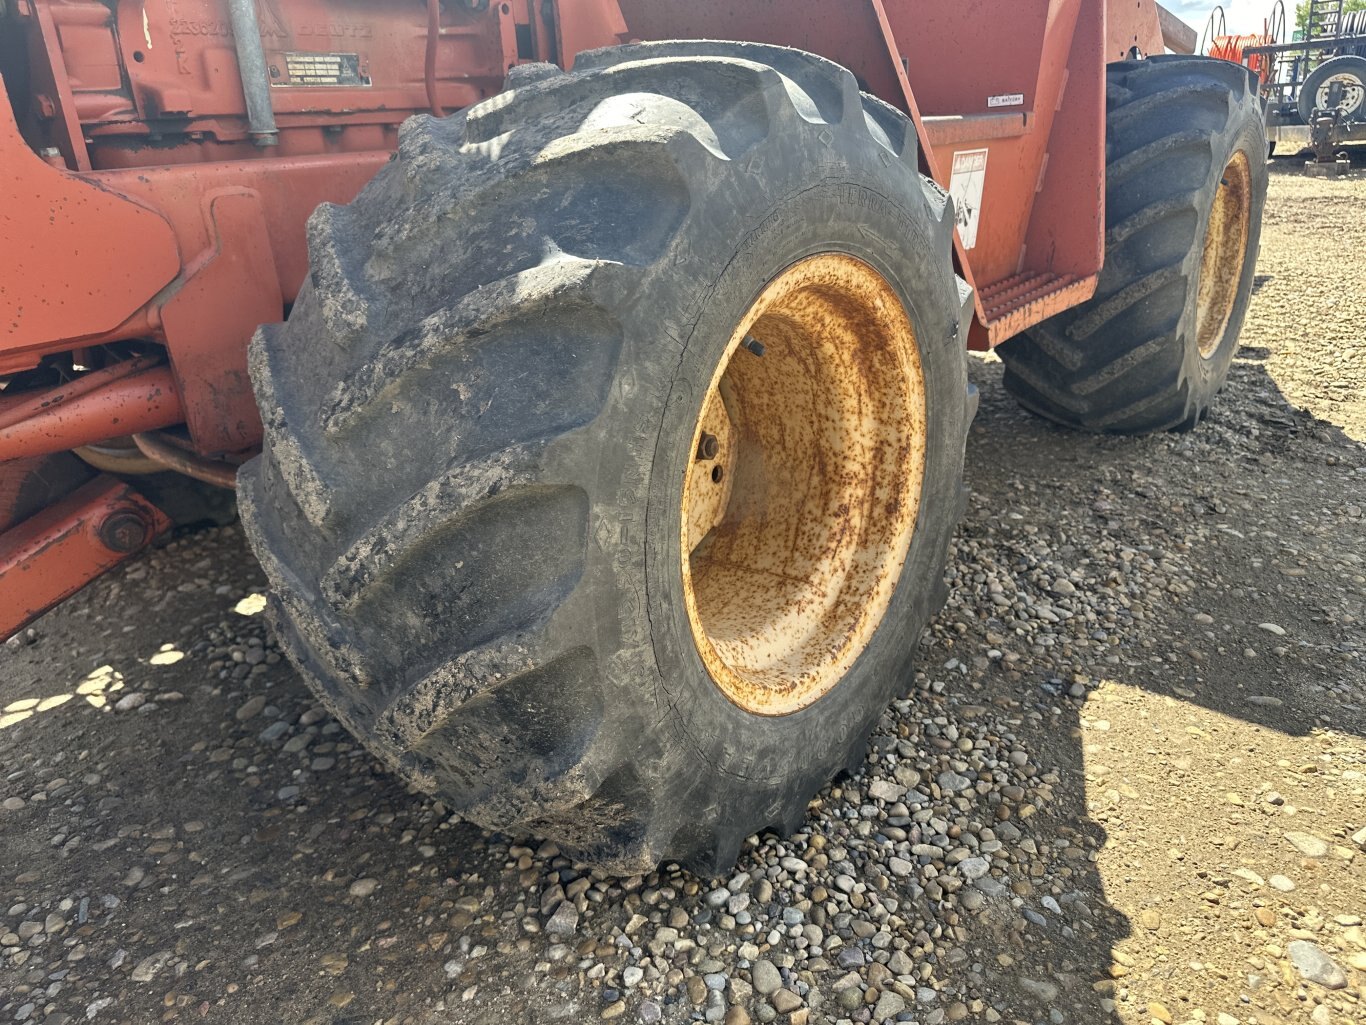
[945,350,1364,1021]
[910,645,1127,1024]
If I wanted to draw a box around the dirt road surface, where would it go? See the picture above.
[2,163,1363,1025]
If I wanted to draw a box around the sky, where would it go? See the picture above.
[1167,1,1289,37]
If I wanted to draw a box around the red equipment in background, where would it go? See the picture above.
[0,0,1196,638]
[1202,2,1286,84]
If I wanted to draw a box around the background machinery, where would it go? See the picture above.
[1204,1,1366,168]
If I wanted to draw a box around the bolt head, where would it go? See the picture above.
[98,511,150,554]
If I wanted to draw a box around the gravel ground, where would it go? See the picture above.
[1,161,1363,1025]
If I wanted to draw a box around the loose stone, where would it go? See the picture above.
[751,958,781,995]
[1284,831,1329,858]
[1286,941,1347,989]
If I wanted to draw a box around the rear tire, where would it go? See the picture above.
[239,42,973,874]
[999,56,1267,434]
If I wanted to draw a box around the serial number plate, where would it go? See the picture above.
[275,52,368,87]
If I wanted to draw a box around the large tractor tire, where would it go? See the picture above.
[998,56,1267,434]
[239,42,973,874]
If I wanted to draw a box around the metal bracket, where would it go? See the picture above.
[0,476,170,640]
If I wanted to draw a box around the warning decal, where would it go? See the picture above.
[276,52,368,87]
[948,149,988,250]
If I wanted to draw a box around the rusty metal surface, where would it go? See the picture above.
[976,274,1099,348]
[0,454,94,534]
[0,475,170,640]
[7,0,515,168]
[0,144,384,445]
[0,78,179,363]
[683,387,737,557]
[1196,152,1253,357]
[1107,0,1169,60]
[680,254,926,717]
[0,367,184,462]
[132,431,238,488]
[156,188,280,454]
[0,356,160,432]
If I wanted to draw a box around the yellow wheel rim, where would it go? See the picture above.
[1195,151,1253,359]
[680,254,927,716]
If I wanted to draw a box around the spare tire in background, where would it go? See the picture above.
[1298,54,1366,123]
[239,41,974,875]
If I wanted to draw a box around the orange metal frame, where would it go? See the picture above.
[0,0,1185,637]
[0,475,171,629]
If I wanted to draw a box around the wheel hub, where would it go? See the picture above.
[680,254,927,716]
[1316,74,1366,119]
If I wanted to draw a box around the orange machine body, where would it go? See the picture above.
[0,0,1192,635]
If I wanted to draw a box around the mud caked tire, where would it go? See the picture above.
[239,42,972,874]
[999,56,1268,434]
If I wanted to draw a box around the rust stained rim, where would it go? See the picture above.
[1195,150,1253,359]
[680,253,927,717]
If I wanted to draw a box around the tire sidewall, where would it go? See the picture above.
[616,127,965,802]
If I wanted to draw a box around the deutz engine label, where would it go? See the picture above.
[274,52,368,87]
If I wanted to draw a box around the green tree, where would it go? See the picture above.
[1295,0,1366,36]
